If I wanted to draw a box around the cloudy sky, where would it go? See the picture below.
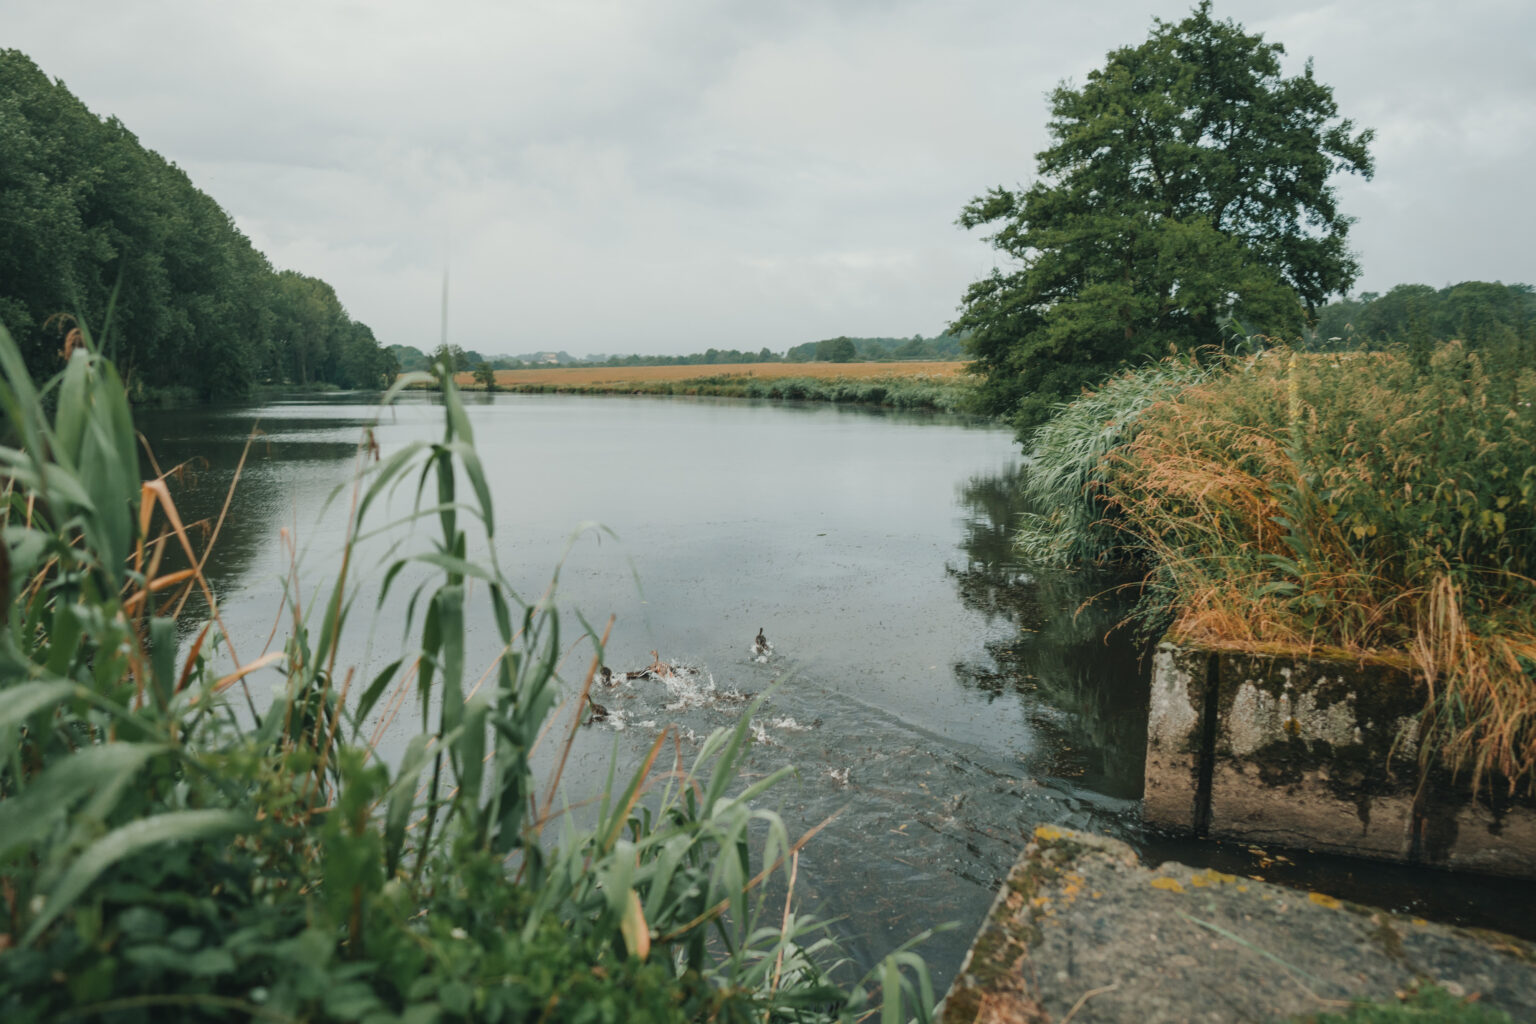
[5,1,1533,356]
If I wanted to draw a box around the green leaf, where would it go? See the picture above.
[0,743,167,860]
[23,809,249,945]
[0,680,78,732]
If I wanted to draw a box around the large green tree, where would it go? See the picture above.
[955,2,1374,435]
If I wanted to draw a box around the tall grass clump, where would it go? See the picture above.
[1014,358,1210,567]
[1098,342,1536,791]
[0,322,935,1022]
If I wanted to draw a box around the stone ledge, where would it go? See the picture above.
[939,825,1535,1024]
[1144,642,1536,877]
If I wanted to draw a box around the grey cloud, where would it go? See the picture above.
[5,0,1532,354]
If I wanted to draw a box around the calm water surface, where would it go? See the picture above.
[136,391,1532,993]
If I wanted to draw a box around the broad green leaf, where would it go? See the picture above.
[23,809,249,945]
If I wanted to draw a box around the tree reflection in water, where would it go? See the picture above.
[949,465,1153,800]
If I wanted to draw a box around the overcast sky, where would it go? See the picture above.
[5,1,1533,356]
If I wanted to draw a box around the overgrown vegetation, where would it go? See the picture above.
[0,322,935,1022]
[1016,337,1536,792]
[1313,281,1535,356]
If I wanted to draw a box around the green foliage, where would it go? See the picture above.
[1312,281,1536,363]
[0,50,391,399]
[472,362,497,390]
[954,2,1372,438]
[430,343,467,374]
[814,338,858,363]
[783,336,963,364]
[1293,983,1514,1023]
[0,322,935,1021]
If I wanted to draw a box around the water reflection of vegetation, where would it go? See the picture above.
[950,465,1150,798]
[133,409,372,623]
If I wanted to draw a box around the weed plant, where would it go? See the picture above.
[0,324,936,1022]
[1097,343,1536,790]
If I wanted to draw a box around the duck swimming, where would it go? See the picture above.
[752,627,770,657]
[584,694,609,725]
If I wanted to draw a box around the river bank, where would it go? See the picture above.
[437,360,977,413]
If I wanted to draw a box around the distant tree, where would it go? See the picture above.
[954,2,1373,436]
[429,343,466,375]
[816,337,857,362]
[472,361,496,390]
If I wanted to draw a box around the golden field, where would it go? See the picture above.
[452,360,966,388]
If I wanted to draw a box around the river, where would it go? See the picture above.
[135,390,1533,995]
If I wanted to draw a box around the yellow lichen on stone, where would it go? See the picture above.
[1034,825,1065,841]
[1189,869,1237,888]
[1308,892,1342,909]
[1150,877,1186,893]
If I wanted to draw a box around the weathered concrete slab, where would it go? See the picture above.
[1144,642,1536,878]
[939,825,1536,1024]
[1143,645,1208,831]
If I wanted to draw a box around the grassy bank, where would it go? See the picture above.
[0,329,935,1022]
[433,361,977,414]
[1020,341,1536,791]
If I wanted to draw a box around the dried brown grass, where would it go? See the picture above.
[1102,346,1536,790]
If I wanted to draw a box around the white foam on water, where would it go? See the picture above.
[767,716,812,732]
[661,665,718,711]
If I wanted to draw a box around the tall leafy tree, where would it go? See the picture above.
[955,2,1374,435]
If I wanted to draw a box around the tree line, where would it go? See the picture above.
[0,50,395,402]
[386,334,967,373]
[1313,281,1535,357]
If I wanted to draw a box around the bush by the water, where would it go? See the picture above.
[0,331,935,1022]
[1018,340,1536,792]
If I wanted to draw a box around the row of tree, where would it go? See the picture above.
[1313,281,1535,353]
[386,334,969,373]
[0,50,395,400]
[782,334,964,363]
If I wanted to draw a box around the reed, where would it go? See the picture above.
[0,324,935,1022]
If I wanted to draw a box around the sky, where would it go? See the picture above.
[4,0,1533,357]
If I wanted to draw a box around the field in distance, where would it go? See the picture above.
[457,361,966,388]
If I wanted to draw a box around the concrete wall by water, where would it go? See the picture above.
[1144,642,1536,878]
